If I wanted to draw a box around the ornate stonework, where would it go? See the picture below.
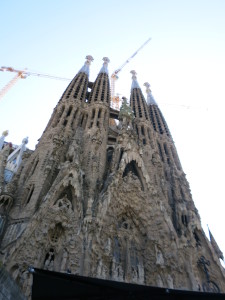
[0,56,224,298]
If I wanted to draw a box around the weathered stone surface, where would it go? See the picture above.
[0,57,224,299]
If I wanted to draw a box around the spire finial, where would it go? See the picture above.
[130,70,140,90]
[130,70,137,79]
[144,82,157,105]
[22,137,29,145]
[2,130,9,137]
[79,55,94,76]
[100,57,110,74]
[85,55,94,65]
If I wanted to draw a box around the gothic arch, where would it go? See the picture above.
[50,182,83,216]
[119,151,151,191]
[122,160,144,190]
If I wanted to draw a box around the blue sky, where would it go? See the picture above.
[1,0,225,260]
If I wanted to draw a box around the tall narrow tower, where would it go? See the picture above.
[0,57,224,298]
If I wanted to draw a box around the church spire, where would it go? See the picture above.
[89,57,111,104]
[99,57,110,74]
[129,70,149,120]
[44,55,94,134]
[130,70,141,90]
[59,55,93,102]
[79,55,94,76]
[143,82,157,105]
[144,81,171,137]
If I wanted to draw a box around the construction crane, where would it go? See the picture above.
[1,38,151,104]
[111,37,151,110]
[0,66,70,101]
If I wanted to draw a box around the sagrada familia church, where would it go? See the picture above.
[0,56,224,299]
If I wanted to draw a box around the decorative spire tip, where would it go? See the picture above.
[85,55,94,65]
[99,57,110,74]
[2,130,9,137]
[79,55,94,76]
[130,70,140,90]
[144,81,157,106]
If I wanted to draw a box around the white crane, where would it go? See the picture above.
[0,66,70,101]
[111,37,151,110]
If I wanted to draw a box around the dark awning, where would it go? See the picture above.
[31,268,225,300]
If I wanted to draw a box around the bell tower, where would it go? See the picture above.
[82,57,111,212]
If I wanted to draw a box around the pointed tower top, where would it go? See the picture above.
[144,82,157,105]
[130,70,140,90]
[99,57,110,74]
[79,55,94,76]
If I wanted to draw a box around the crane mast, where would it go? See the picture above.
[111,37,151,110]
[0,71,26,100]
[0,37,151,105]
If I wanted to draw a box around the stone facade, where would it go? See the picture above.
[0,56,224,299]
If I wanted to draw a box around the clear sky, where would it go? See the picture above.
[1,1,225,260]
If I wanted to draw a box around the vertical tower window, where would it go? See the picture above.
[157,143,164,162]
[136,125,139,138]
[79,115,84,127]
[149,106,157,131]
[0,215,5,235]
[71,109,78,129]
[82,114,88,129]
[158,109,171,137]
[66,106,72,117]
[154,107,163,134]
[92,109,95,119]
[30,158,39,176]
[26,184,34,205]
